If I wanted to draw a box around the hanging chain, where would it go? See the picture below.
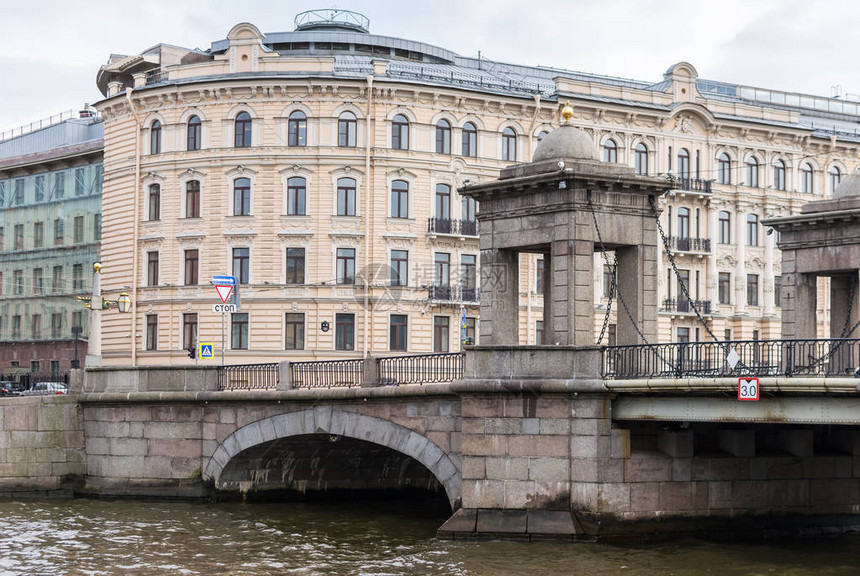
[596,250,618,345]
[800,275,860,372]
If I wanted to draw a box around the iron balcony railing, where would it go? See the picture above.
[218,363,279,390]
[427,218,479,237]
[673,178,713,193]
[290,358,364,389]
[428,285,481,303]
[661,298,712,315]
[667,236,711,253]
[602,338,860,379]
[378,352,465,385]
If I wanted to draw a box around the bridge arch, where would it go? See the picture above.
[204,407,461,509]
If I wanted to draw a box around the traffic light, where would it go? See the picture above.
[187,346,196,359]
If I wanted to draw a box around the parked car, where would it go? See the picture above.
[22,382,69,395]
[0,380,22,396]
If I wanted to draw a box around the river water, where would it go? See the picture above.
[0,498,858,575]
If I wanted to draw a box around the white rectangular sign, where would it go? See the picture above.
[738,377,759,401]
[212,303,237,314]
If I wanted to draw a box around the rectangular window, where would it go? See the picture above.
[463,317,477,346]
[184,249,199,285]
[146,315,158,350]
[285,313,305,350]
[55,172,65,198]
[390,250,408,286]
[774,275,782,308]
[718,211,731,244]
[30,360,39,374]
[14,224,23,250]
[50,360,60,376]
[0,226,4,250]
[52,266,63,293]
[232,247,250,284]
[34,222,44,248]
[391,181,408,218]
[337,179,356,216]
[14,179,23,204]
[433,316,449,352]
[12,315,21,339]
[435,252,450,286]
[724,329,732,341]
[148,184,161,221]
[603,264,614,298]
[390,314,408,351]
[72,264,84,291]
[93,214,102,241]
[336,248,355,284]
[233,178,251,216]
[13,270,23,295]
[186,181,200,218]
[54,218,64,245]
[33,268,43,295]
[718,272,731,305]
[747,274,759,306]
[536,258,545,294]
[536,320,544,345]
[746,215,759,247]
[461,254,477,301]
[607,323,617,346]
[183,313,198,351]
[147,251,159,286]
[51,313,62,338]
[35,175,45,202]
[73,215,84,243]
[75,168,86,196]
[231,313,249,350]
[677,327,690,343]
[72,311,83,333]
[335,313,355,350]
[31,314,41,339]
[286,248,305,284]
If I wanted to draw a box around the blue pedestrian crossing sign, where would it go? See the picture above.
[199,343,214,359]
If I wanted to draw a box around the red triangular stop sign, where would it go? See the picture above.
[215,285,234,304]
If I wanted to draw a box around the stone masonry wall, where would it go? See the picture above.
[0,395,85,496]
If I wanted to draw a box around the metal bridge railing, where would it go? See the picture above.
[290,358,364,389]
[377,352,465,386]
[218,363,279,390]
[602,338,860,379]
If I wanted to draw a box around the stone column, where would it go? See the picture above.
[783,269,817,340]
[479,248,519,345]
[615,244,653,345]
[735,208,747,315]
[829,275,860,339]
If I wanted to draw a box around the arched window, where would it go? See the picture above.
[537,130,549,143]
[462,122,477,157]
[502,127,517,161]
[603,139,617,163]
[718,152,731,185]
[746,157,759,187]
[187,116,201,151]
[392,114,409,150]
[634,143,648,175]
[150,120,162,154]
[233,177,251,216]
[337,177,357,216]
[185,180,200,218]
[677,148,690,179]
[436,120,451,154]
[435,184,451,231]
[391,180,409,218]
[718,211,731,244]
[830,166,841,195]
[746,214,759,247]
[773,160,786,190]
[338,112,357,147]
[288,111,307,147]
[148,184,160,221]
[287,177,306,215]
[801,163,814,193]
[234,112,252,148]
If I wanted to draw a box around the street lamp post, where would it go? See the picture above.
[81,263,132,367]
[71,325,82,369]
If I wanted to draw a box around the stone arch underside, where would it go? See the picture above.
[204,407,461,509]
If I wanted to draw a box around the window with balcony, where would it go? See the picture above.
[285,313,305,350]
[718,272,731,304]
[676,207,690,248]
[287,177,306,215]
[288,111,307,147]
[338,112,357,147]
[433,316,449,353]
[336,248,355,284]
[746,214,759,246]
[390,250,408,286]
[502,127,517,161]
[390,314,408,351]
[391,180,408,218]
[186,180,200,218]
[234,112,252,147]
[801,163,814,193]
[677,148,690,179]
[286,248,305,284]
[461,195,477,235]
[335,313,355,350]
[603,139,617,163]
[337,177,357,216]
[773,160,786,191]
[187,115,201,151]
[150,120,162,154]
[184,249,198,285]
[233,177,251,216]
[746,157,759,187]
[462,122,477,157]
[461,254,477,301]
[434,184,451,232]
[232,248,249,284]
[634,143,648,175]
[231,313,249,349]
[434,252,450,300]
[392,114,409,150]
[436,120,451,154]
[148,184,160,221]
[717,152,731,184]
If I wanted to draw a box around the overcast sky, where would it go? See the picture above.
[2,0,858,132]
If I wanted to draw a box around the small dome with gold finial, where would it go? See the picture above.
[532,101,599,162]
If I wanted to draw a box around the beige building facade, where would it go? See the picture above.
[93,11,860,366]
